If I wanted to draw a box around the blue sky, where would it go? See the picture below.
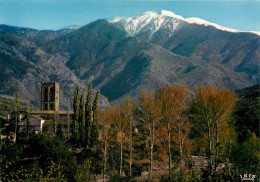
[0,0,259,31]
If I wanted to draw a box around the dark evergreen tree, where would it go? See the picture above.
[53,100,59,136]
[232,97,259,143]
[90,91,99,147]
[79,89,86,141]
[92,91,99,123]
[26,100,31,139]
[14,92,20,142]
[72,86,80,136]
[67,99,70,139]
[85,84,93,148]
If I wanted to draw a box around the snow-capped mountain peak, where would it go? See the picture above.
[110,10,260,36]
[125,12,159,35]
[110,11,184,36]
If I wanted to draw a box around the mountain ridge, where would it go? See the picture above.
[110,10,260,36]
[0,10,259,108]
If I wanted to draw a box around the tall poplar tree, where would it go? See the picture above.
[120,96,136,177]
[111,105,126,176]
[136,90,161,181]
[26,100,31,139]
[67,99,70,139]
[85,84,93,148]
[53,100,59,136]
[100,107,113,182]
[90,91,99,147]
[188,86,235,172]
[79,89,86,140]
[158,85,189,178]
[14,92,20,142]
[73,86,80,136]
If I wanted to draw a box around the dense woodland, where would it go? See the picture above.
[0,84,259,181]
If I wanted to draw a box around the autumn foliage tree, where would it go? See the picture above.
[120,96,137,177]
[136,90,162,181]
[99,107,114,181]
[112,105,126,176]
[188,86,235,172]
[158,85,190,178]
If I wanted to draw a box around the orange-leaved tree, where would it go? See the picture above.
[120,96,137,177]
[99,107,114,181]
[158,85,190,178]
[136,90,162,181]
[188,86,235,172]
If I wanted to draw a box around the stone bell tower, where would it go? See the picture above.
[41,82,59,111]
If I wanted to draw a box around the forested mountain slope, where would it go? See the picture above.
[0,11,259,106]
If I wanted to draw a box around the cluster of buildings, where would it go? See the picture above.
[1,82,73,137]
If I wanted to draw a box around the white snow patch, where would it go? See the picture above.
[110,17,124,23]
[124,12,160,35]
[161,10,185,21]
[186,17,238,33]
[246,31,260,36]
